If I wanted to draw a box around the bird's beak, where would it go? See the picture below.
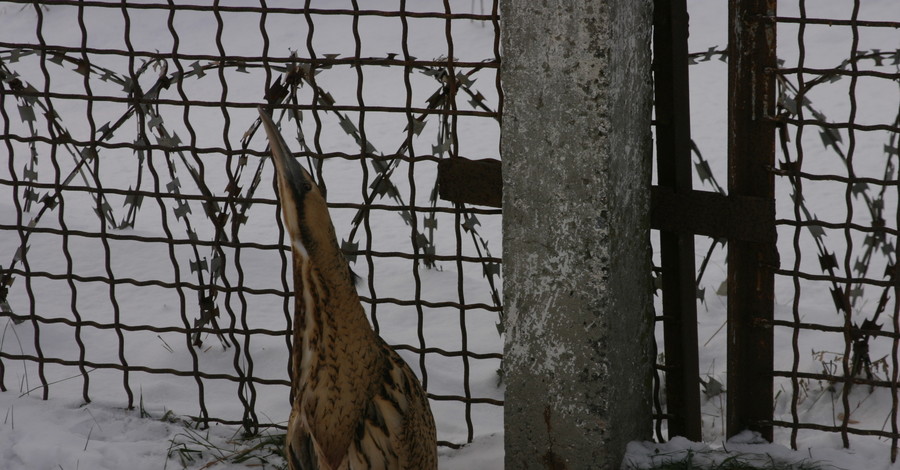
[258,106,309,199]
[258,106,312,257]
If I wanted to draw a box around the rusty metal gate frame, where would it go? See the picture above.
[654,1,900,461]
[651,0,777,442]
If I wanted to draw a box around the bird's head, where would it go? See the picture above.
[258,107,335,265]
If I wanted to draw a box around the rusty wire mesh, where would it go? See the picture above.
[0,0,502,447]
[772,1,900,457]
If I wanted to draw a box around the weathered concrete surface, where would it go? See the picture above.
[501,1,654,468]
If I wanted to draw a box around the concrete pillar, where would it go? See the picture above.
[501,1,654,468]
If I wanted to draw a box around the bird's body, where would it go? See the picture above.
[258,107,437,470]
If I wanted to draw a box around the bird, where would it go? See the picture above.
[257,106,437,470]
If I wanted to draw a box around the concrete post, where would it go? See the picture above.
[501,1,654,469]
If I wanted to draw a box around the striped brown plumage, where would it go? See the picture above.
[258,107,437,470]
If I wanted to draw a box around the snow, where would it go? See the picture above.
[623,431,900,470]
[0,393,503,469]
[0,396,181,470]
[1,0,899,469]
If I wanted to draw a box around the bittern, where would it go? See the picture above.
[258,107,437,470]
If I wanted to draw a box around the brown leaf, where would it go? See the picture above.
[837,412,860,424]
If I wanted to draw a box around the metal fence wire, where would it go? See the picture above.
[0,0,503,448]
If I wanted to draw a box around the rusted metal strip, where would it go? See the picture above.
[653,0,702,442]
[435,168,778,246]
[727,0,778,441]
[650,186,775,243]
[437,157,502,208]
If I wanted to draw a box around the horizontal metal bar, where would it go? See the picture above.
[2,267,502,305]
[0,224,501,264]
[0,316,499,366]
[176,415,493,450]
[774,116,900,133]
[0,1,500,21]
[0,311,287,337]
[0,41,500,70]
[771,168,900,187]
[186,416,287,430]
[771,16,900,28]
[0,351,291,386]
[770,420,900,440]
[773,268,898,287]
[775,67,900,81]
[0,350,501,402]
[1,90,499,119]
[0,187,500,216]
[769,318,900,340]
[650,186,775,243]
[0,267,288,297]
[0,222,286,251]
[359,296,503,312]
[0,133,500,165]
[776,218,899,237]
[380,343,502,360]
[425,394,503,406]
[772,370,899,390]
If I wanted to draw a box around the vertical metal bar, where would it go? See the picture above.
[892,96,900,464]
[441,0,474,443]
[787,0,809,450]
[70,1,92,405]
[257,0,295,414]
[162,0,211,427]
[838,0,862,450]
[727,0,777,441]
[491,0,502,121]
[653,0,701,441]
[893,223,900,462]
[0,42,14,395]
[398,0,432,409]
[28,1,53,401]
[301,3,328,203]
[212,0,259,434]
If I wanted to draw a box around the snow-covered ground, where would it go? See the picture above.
[0,392,502,470]
[624,431,898,470]
[0,0,899,469]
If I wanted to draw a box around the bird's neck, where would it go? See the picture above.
[292,251,382,388]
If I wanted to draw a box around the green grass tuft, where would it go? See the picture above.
[164,424,287,470]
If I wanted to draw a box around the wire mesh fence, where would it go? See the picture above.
[772,1,900,457]
[0,0,502,447]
